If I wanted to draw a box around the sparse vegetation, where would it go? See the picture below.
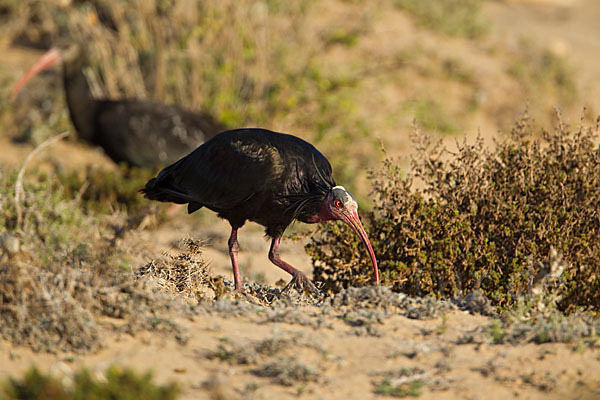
[0,168,187,352]
[252,357,320,386]
[375,377,423,397]
[373,368,426,397]
[393,0,487,39]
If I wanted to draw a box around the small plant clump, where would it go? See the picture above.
[252,356,320,386]
[136,238,213,301]
[373,367,427,398]
[1,366,178,400]
[374,377,423,398]
[308,113,600,313]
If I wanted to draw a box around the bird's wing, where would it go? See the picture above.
[164,133,283,210]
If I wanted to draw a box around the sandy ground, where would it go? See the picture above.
[1,284,599,399]
[2,1,600,399]
[485,0,600,115]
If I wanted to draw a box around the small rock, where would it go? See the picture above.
[0,233,20,256]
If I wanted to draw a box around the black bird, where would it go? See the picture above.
[142,128,379,293]
[11,45,225,169]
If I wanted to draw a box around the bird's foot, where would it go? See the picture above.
[282,272,322,296]
[232,286,246,297]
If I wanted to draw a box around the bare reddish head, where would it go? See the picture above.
[317,185,379,285]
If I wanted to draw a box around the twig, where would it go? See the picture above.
[14,131,70,228]
[74,180,90,204]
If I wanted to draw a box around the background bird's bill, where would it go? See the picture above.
[11,47,61,101]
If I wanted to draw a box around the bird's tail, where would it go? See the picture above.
[140,177,187,204]
[141,162,194,205]
[141,159,204,214]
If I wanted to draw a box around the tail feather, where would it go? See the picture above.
[141,155,204,213]
[141,165,196,206]
[140,178,186,204]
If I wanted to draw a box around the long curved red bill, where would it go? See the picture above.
[11,47,62,101]
[341,209,379,285]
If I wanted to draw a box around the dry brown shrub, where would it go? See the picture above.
[308,112,600,313]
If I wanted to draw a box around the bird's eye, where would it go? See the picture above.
[334,200,344,208]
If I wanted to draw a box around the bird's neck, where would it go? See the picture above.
[305,202,333,224]
[63,68,98,142]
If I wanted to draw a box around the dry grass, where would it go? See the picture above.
[136,238,214,301]
[0,164,188,353]
[0,256,188,353]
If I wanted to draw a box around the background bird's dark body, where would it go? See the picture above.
[62,58,225,169]
[142,128,336,237]
[14,46,225,169]
[75,97,223,168]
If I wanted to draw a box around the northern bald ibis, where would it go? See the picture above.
[142,128,379,294]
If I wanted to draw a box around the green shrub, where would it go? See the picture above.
[307,114,600,313]
[1,366,178,400]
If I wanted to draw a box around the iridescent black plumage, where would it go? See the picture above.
[142,128,335,237]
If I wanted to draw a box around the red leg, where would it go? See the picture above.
[268,237,320,295]
[228,228,244,293]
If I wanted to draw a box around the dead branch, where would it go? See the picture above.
[14,131,70,228]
